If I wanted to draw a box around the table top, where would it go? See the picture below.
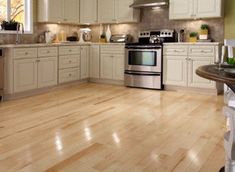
[196,64,235,85]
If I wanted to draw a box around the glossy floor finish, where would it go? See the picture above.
[0,83,226,172]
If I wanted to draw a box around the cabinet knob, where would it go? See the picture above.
[69,74,72,77]
[25,52,28,55]
[47,51,50,53]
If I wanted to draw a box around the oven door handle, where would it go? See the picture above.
[125,71,161,76]
[126,48,161,51]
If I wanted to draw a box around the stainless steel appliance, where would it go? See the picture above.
[110,34,132,43]
[0,48,4,100]
[125,29,176,90]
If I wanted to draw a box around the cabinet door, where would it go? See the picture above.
[100,54,113,80]
[164,56,187,86]
[195,0,222,18]
[169,0,194,19]
[188,56,215,88]
[38,57,58,88]
[113,54,124,80]
[80,0,97,24]
[98,0,115,23]
[48,0,64,22]
[80,46,90,79]
[115,0,139,22]
[64,0,80,23]
[90,45,100,79]
[14,59,37,93]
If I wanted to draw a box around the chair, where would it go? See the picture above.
[223,106,235,172]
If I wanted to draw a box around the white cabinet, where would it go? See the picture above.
[195,0,223,18]
[98,0,139,23]
[100,54,114,80]
[14,59,38,93]
[38,0,79,23]
[187,56,215,88]
[80,0,97,24]
[164,56,187,86]
[100,45,124,81]
[98,0,116,23]
[169,0,223,20]
[113,54,124,80]
[38,57,58,88]
[58,46,80,83]
[163,44,218,89]
[169,0,194,19]
[89,45,100,79]
[80,46,90,79]
[115,0,139,23]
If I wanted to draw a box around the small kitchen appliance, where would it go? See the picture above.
[125,29,176,90]
[110,34,132,43]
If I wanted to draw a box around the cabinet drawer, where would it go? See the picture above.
[38,47,58,57]
[100,45,125,54]
[188,46,215,56]
[59,46,80,55]
[59,55,80,69]
[59,68,79,83]
[13,48,37,59]
[164,46,188,56]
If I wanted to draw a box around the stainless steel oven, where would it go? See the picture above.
[124,44,163,90]
[125,46,162,73]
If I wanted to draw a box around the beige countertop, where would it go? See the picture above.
[164,42,221,46]
[0,42,126,48]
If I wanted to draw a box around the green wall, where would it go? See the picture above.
[225,0,235,39]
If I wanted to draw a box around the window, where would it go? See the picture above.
[0,0,33,33]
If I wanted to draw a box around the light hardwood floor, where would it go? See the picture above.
[0,83,225,172]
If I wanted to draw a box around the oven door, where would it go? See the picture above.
[125,48,162,73]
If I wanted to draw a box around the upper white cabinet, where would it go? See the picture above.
[115,0,139,23]
[38,0,79,23]
[98,0,116,23]
[169,0,223,20]
[80,0,98,24]
[98,0,139,23]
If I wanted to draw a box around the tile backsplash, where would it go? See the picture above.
[0,8,224,44]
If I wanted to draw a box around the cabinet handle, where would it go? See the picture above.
[69,60,72,63]
[69,50,72,52]
[25,52,28,55]
[69,74,72,77]
[47,50,50,53]
[36,59,40,62]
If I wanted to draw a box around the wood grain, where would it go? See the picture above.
[0,83,225,172]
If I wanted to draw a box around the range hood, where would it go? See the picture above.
[130,0,168,8]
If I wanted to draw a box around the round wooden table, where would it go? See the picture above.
[196,64,235,92]
[196,64,235,172]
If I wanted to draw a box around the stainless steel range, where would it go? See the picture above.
[125,30,176,90]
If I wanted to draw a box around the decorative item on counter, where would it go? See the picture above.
[177,29,185,42]
[99,32,106,43]
[45,30,54,44]
[60,30,67,42]
[79,28,91,43]
[105,25,112,43]
[66,32,78,42]
[199,24,209,40]
[189,32,198,43]
[1,20,18,30]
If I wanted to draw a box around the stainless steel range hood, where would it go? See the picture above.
[130,0,168,8]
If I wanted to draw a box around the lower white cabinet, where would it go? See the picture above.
[80,46,90,79]
[14,58,38,93]
[100,54,113,80]
[100,45,125,81]
[38,57,58,88]
[164,44,218,89]
[164,56,187,86]
[13,47,58,93]
[89,45,100,79]
[187,56,215,88]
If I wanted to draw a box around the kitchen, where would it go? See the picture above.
[0,0,234,171]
